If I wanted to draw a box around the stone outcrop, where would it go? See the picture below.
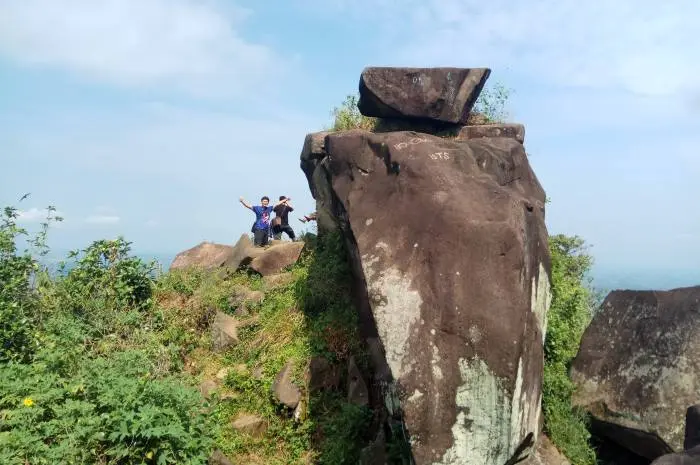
[170,242,235,270]
[208,449,234,465]
[358,67,490,124]
[571,286,700,459]
[301,123,551,462]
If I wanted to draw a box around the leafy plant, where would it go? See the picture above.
[329,95,378,131]
[0,205,61,363]
[472,82,512,123]
[0,350,212,465]
[542,234,597,465]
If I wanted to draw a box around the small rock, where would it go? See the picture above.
[216,368,230,381]
[211,311,238,352]
[347,356,368,406]
[523,435,570,465]
[306,356,341,392]
[272,361,301,409]
[232,413,267,439]
[293,398,307,422]
[262,272,295,290]
[209,449,234,465]
[252,366,264,380]
[199,379,218,399]
[686,405,700,450]
[359,429,387,465]
[651,445,700,465]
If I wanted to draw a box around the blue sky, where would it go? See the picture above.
[1,0,698,289]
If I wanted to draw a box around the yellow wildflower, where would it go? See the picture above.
[22,397,34,407]
[145,451,154,459]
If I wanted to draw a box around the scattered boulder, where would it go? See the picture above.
[524,435,570,465]
[211,311,239,352]
[571,286,700,459]
[358,67,491,124]
[170,242,235,271]
[306,356,341,392]
[272,361,301,409]
[456,123,525,144]
[250,242,305,276]
[209,449,235,465]
[199,379,218,399]
[232,413,267,438]
[347,356,369,406]
[262,272,295,290]
[228,286,264,314]
[224,234,264,270]
[302,128,551,464]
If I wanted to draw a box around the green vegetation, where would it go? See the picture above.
[0,202,372,464]
[543,234,597,465]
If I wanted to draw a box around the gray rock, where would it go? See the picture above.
[272,361,301,409]
[211,311,238,352]
[347,356,369,406]
[231,413,267,438]
[571,286,700,458]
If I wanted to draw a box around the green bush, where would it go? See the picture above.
[0,205,60,362]
[0,350,212,465]
[543,234,597,465]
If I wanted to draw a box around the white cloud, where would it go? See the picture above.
[85,215,120,224]
[311,0,700,97]
[17,207,48,222]
[0,0,281,96]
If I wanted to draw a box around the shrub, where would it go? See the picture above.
[0,205,60,362]
[0,350,212,465]
[543,234,597,465]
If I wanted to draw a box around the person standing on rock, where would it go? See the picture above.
[272,196,296,241]
[239,196,286,247]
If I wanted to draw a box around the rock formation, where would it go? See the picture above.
[301,67,552,464]
[571,286,700,460]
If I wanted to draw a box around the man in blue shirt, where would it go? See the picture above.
[239,195,287,247]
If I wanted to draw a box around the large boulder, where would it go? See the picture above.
[170,242,235,270]
[358,67,490,124]
[302,129,551,465]
[571,286,700,459]
[211,311,239,352]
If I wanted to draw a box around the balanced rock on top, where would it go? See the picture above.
[358,67,490,124]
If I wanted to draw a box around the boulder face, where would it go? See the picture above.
[571,286,700,459]
[303,129,551,464]
[170,242,235,270]
[358,67,491,124]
